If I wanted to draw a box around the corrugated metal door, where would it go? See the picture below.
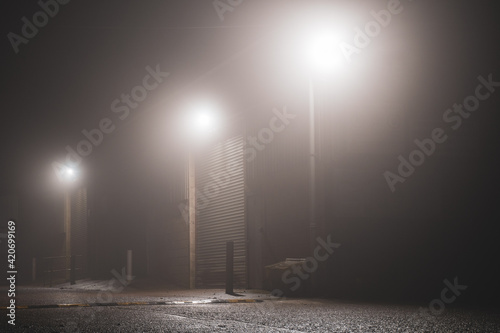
[196,136,246,288]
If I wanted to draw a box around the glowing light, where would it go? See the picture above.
[63,166,77,182]
[185,100,221,136]
[305,28,348,73]
[194,110,215,132]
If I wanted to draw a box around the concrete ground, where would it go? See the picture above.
[1,279,499,332]
[12,277,274,304]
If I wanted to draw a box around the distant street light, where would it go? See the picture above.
[63,167,77,181]
[60,165,78,282]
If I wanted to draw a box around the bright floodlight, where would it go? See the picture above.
[63,167,77,182]
[303,27,348,73]
[194,111,214,131]
[187,100,220,135]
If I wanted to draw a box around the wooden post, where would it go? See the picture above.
[308,76,318,294]
[64,190,71,281]
[188,151,196,289]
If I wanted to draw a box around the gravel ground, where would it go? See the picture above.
[1,286,499,332]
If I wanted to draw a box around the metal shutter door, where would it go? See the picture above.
[196,136,246,288]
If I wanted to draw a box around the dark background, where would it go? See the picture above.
[1,0,499,305]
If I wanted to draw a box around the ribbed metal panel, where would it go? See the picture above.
[71,188,88,276]
[196,136,246,288]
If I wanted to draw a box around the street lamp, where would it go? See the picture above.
[63,167,77,182]
[186,101,220,135]
[306,31,346,73]
[193,110,216,132]
[303,27,348,293]
[60,165,78,283]
[184,106,219,289]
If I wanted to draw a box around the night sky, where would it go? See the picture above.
[2,0,500,191]
[1,0,500,303]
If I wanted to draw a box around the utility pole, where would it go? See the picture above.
[309,76,318,294]
[188,151,196,289]
[64,189,71,281]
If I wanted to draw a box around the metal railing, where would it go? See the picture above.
[42,255,84,287]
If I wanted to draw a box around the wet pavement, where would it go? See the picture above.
[1,280,499,332]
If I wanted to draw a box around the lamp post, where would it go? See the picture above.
[61,166,77,282]
[304,29,344,293]
[187,149,196,289]
[186,107,218,289]
[308,75,317,272]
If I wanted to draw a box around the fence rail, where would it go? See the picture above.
[42,255,84,287]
